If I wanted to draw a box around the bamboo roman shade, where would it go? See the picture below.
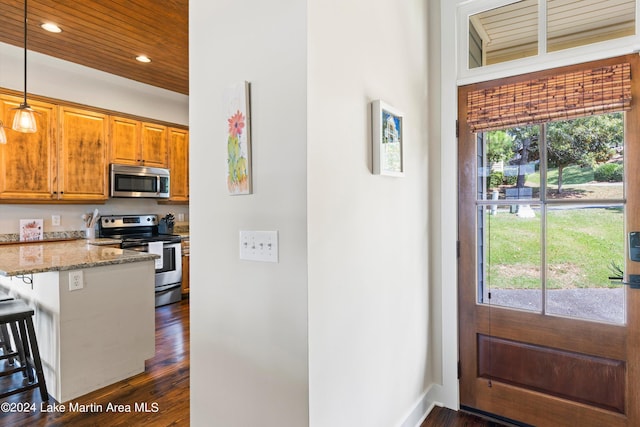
[467,62,632,133]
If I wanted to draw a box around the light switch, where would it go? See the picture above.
[239,230,278,262]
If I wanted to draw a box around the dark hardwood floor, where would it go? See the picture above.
[0,299,189,427]
[422,406,511,427]
[0,298,513,427]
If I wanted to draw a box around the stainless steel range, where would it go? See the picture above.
[98,214,183,307]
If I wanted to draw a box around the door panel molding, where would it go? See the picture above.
[478,335,626,413]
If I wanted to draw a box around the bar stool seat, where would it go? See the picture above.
[0,299,48,401]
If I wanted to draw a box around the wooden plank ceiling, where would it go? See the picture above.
[0,0,188,95]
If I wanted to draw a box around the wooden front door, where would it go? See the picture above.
[458,55,640,426]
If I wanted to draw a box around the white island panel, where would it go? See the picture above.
[1,260,155,402]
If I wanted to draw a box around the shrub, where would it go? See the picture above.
[504,174,518,186]
[594,163,623,182]
[488,171,503,189]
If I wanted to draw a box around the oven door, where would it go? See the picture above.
[125,242,182,287]
[153,242,182,286]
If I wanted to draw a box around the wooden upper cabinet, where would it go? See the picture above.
[110,116,168,168]
[168,127,189,202]
[0,96,57,200]
[58,107,109,201]
[141,122,168,167]
[110,116,140,166]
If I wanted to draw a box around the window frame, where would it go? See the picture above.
[457,0,640,86]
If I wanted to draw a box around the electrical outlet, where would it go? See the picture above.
[239,230,278,262]
[69,270,84,291]
[52,215,61,226]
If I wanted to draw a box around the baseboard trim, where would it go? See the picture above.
[396,383,443,427]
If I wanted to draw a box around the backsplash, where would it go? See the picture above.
[0,198,189,236]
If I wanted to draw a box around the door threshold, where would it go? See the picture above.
[460,406,534,427]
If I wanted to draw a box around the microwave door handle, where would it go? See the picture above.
[157,176,161,195]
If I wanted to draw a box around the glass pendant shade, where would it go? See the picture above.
[12,105,37,133]
[0,124,6,144]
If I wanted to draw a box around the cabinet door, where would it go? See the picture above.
[58,107,109,201]
[168,127,189,202]
[110,116,140,165]
[141,123,168,167]
[181,249,190,296]
[0,96,57,200]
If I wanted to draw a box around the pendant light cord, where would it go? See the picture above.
[22,0,28,107]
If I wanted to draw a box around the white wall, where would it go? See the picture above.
[307,0,432,426]
[0,42,189,235]
[190,0,434,426]
[189,1,309,426]
[0,42,188,125]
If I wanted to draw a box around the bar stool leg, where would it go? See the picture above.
[0,323,14,365]
[9,321,28,378]
[24,316,48,401]
[17,320,35,383]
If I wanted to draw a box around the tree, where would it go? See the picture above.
[504,113,622,194]
[545,114,622,193]
[506,126,539,189]
[486,130,513,163]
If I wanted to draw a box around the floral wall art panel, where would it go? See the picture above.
[225,81,252,195]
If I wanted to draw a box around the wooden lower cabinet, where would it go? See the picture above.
[181,239,190,296]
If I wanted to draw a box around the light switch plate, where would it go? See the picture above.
[239,230,278,262]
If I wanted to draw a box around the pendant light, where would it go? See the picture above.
[12,0,37,133]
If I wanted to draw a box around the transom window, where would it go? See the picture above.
[460,0,637,79]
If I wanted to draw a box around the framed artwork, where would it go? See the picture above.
[225,81,252,195]
[19,219,43,241]
[371,100,404,176]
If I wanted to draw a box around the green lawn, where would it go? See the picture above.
[525,164,594,186]
[486,207,623,289]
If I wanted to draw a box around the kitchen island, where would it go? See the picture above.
[0,239,157,403]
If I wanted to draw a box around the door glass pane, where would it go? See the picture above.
[545,113,624,200]
[478,205,542,312]
[546,205,625,323]
[547,0,635,53]
[478,127,541,202]
[469,0,538,69]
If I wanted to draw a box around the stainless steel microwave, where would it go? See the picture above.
[110,164,170,198]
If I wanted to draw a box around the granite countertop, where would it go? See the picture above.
[0,239,159,277]
[87,237,122,246]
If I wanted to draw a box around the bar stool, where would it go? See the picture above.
[0,290,15,364]
[0,299,48,401]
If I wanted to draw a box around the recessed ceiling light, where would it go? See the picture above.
[136,55,151,63]
[40,23,62,33]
